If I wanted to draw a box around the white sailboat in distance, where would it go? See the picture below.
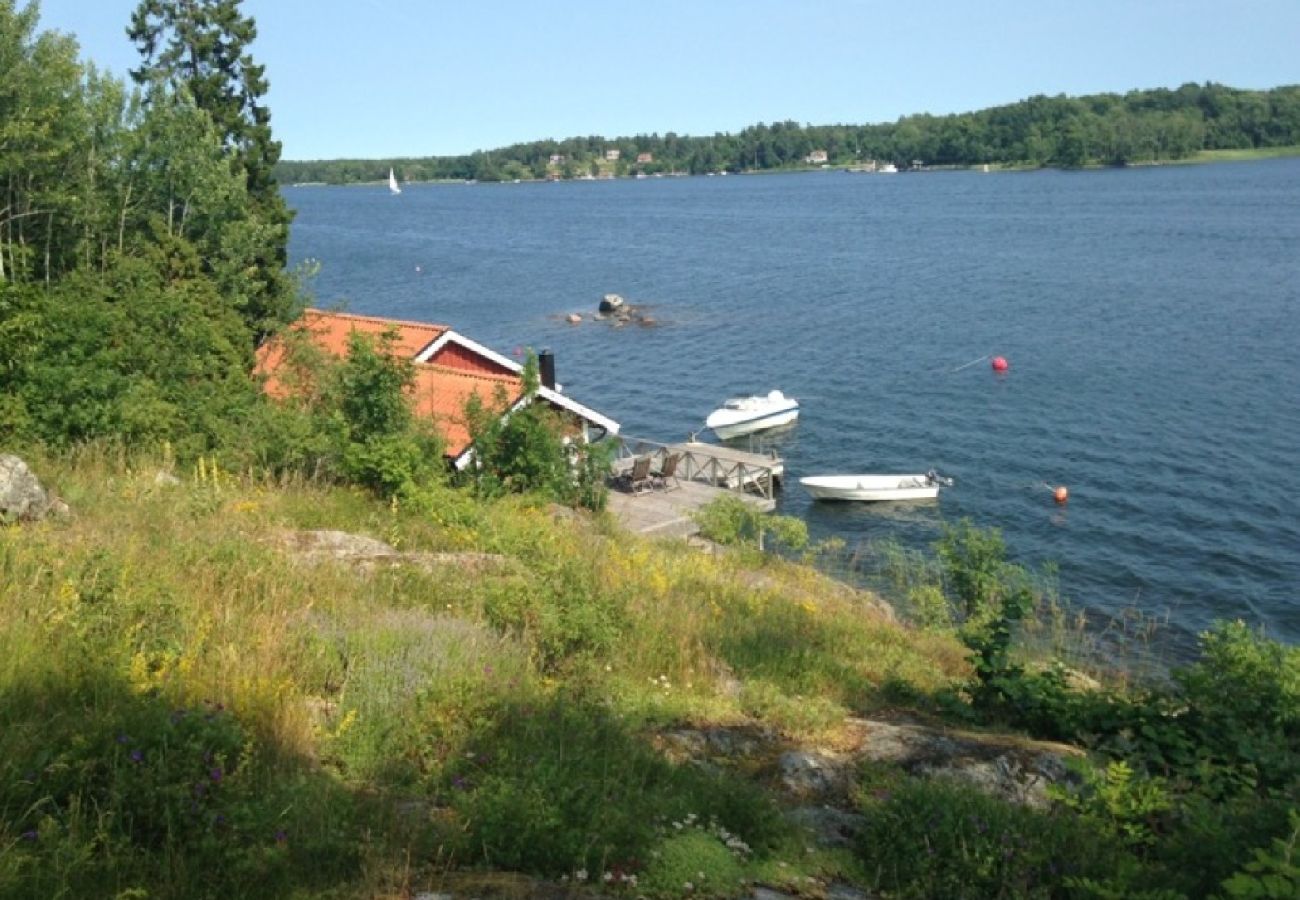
[388,167,401,195]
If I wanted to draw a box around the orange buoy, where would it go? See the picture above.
[1053,485,1069,504]
[991,356,1009,372]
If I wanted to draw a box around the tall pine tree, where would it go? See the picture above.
[128,0,296,339]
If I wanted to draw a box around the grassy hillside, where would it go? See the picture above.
[2,450,1295,898]
[0,450,968,897]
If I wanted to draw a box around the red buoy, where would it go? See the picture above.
[1054,485,1069,504]
[991,356,1009,372]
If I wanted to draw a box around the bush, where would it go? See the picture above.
[461,353,611,510]
[693,494,807,552]
[638,827,746,898]
[0,664,361,899]
[855,778,1128,898]
[441,693,789,878]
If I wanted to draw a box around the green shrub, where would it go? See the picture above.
[441,693,788,877]
[1220,810,1300,899]
[639,826,746,898]
[693,495,808,552]
[0,664,360,899]
[855,778,1128,898]
[461,353,611,510]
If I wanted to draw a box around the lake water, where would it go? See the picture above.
[285,160,1300,648]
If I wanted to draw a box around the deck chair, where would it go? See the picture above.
[651,452,682,491]
[621,455,654,494]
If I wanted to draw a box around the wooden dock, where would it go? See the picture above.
[605,437,781,538]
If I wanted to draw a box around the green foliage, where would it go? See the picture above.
[6,244,259,455]
[462,353,611,510]
[441,693,788,878]
[0,664,360,899]
[693,494,808,552]
[1220,812,1300,899]
[854,776,1128,898]
[1051,760,1173,849]
[330,330,443,496]
[1177,620,1300,734]
[129,0,295,337]
[936,520,1035,703]
[639,826,746,898]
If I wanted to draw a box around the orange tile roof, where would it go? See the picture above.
[409,363,522,457]
[255,308,616,461]
[255,308,451,397]
[254,308,449,375]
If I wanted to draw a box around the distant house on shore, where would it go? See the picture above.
[805,149,829,165]
[604,148,621,161]
[549,154,566,165]
[635,152,653,164]
[255,309,620,469]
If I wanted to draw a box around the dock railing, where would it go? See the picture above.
[611,435,781,501]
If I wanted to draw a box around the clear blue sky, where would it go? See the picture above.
[34,0,1300,161]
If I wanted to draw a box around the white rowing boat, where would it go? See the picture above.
[800,471,953,501]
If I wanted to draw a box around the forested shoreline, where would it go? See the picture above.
[275,82,1300,184]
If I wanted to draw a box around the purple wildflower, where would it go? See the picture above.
[116,733,131,744]
[130,749,144,764]
[275,829,288,844]
[21,830,38,842]
[210,767,223,783]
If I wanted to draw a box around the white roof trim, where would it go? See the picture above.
[416,330,620,436]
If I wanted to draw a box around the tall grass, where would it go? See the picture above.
[0,448,970,895]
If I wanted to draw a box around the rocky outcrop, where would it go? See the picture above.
[0,454,66,522]
[656,716,1082,841]
[593,293,661,327]
[850,718,1079,809]
[276,529,510,576]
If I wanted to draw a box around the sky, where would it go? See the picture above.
[33,0,1300,162]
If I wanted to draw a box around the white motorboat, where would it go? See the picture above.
[878,163,898,174]
[800,471,954,501]
[705,390,799,440]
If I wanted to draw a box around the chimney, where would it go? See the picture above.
[538,349,556,390]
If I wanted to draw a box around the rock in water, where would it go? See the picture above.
[0,454,55,522]
[598,293,624,313]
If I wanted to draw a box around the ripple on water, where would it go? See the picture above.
[287,160,1300,648]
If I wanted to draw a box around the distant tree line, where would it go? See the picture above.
[274,82,1300,184]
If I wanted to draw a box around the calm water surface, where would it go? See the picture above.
[285,160,1300,646]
